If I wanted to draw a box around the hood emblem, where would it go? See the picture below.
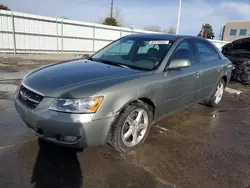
[20,90,30,101]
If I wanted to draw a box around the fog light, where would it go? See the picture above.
[63,136,77,142]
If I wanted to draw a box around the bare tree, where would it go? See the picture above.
[144,25,162,32]
[113,8,124,27]
[60,16,68,19]
[165,27,176,34]
[97,16,105,24]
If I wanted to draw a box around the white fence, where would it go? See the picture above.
[208,39,230,51]
[0,10,229,54]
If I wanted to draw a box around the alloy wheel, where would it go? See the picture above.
[121,108,149,147]
[214,82,224,104]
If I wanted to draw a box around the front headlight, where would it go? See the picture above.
[49,97,103,113]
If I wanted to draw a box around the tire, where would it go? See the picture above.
[204,79,225,107]
[109,101,153,153]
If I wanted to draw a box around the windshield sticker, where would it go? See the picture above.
[149,40,169,44]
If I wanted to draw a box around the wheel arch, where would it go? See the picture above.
[221,75,228,85]
[117,96,156,119]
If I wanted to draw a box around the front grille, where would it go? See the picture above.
[18,85,43,109]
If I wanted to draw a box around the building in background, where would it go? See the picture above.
[222,21,250,41]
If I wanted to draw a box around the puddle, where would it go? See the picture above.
[0,84,18,100]
[0,91,14,100]
[0,84,18,92]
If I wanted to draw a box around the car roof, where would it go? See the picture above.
[124,33,198,41]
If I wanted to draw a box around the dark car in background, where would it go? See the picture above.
[15,34,232,152]
[222,37,250,84]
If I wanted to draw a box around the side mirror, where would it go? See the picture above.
[167,59,191,70]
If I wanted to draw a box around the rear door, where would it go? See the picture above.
[194,40,223,100]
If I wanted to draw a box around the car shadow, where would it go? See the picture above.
[29,93,88,187]
[31,138,83,188]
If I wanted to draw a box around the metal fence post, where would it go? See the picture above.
[61,20,63,53]
[56,18,58,53]
[11,13,16,54]
[93,25,95,53]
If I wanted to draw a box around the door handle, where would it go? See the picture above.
[216,66,222,72]
[194,72,201,79]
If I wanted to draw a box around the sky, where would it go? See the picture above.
[1,0,250,39]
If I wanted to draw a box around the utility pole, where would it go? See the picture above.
[176,0,182,34]
[110,0,114,18]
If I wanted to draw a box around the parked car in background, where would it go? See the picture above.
[222,37,250,84]
[15,34,233,152]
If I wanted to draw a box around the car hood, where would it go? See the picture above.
[23,59,142,97]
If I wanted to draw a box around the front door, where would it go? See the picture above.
[159,39,202,116]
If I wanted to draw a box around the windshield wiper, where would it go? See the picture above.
[93,59,130,69]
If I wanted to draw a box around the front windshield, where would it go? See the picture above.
[91,37,174,71]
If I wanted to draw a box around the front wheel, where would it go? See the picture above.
[205,79,225,107]
[109,101,153,152]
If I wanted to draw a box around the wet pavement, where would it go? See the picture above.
[0,54,76,81]
[0,84,249,188]
[1,56,250,188]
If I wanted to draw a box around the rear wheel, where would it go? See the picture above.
[204,79,225,107]
[109,101,153,152]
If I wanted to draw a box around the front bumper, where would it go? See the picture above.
[14,93,115,148]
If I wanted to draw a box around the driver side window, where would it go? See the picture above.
[171,41,194,64]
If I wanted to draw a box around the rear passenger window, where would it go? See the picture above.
[196,41,220,63]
